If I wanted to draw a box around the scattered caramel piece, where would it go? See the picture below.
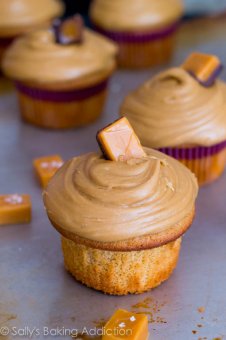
[197,306,205,313]
[0,194,31,225]
[97,117,146,162]
[33,155,63,188]
[102,309,148,340]
[53,14,84,45]
[182,52,223,87]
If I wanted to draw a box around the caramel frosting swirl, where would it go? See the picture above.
[0,0,63,31]
[121,68,226,148]
[2,28,118,83]
[90,0,183,31]
[43,148,198,243]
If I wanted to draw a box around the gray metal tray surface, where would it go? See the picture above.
[0,18,226,340]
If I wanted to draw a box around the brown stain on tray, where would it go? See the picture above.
[92,319,107,329]
[131,296,167,324]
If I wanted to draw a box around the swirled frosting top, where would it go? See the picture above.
[121,68,226,148]
[2,28,118,83]
[43,148,198,243]
[0,0,63,29]
[90,0,183,31]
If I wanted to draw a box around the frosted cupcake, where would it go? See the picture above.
[43,118,198,295]
[90,0,183,69]
[2,17,118,129]
[0,0,64,68]
[121,54,226,185]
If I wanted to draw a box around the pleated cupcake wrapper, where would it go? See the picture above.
[92,20,180,43]
[158,141,226,160]
[15,78,109,103]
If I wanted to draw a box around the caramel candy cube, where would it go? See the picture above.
[53,14,84,45]
[33,155,63,188]
[0,194,31,225]
[97,117,146,161]
[103,309,149,340]
[182,52,223,87]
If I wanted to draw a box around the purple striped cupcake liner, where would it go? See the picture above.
[91,20,181,44]
[158,141,226,160]
[15,78,109,103]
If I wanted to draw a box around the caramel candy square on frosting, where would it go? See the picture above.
[53,14,84,45]
[0,194,31,225]
[97,117,146,161]
[103,309,149,340]
[33,155,63,188]
[182,52,223,87]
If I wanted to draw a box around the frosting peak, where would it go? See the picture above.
[43,148,198,243]
[90,0,183,31]
[121,68,226,147]
[2,28,118,83]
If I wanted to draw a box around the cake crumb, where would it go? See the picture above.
[192,330,197,334]
[165,178,175,191]
[160,159,168,166]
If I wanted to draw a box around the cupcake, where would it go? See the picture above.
[121,53,226,185]
[2,17,118,129]
[43,118,198,295]
[89,0,183,69]
[0,0,64,68]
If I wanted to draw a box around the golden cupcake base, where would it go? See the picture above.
[62,236,181,295]
[48,209,195,295]
[178,148,226,186]
[91,21,180,69]
[116,34,176,69]
[12,67,115,129]
[16,87,107,129]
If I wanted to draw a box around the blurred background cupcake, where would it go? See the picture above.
[89,0,183,69]
[0,0,64,69]
[64,0,226,18]
[2,16,118,129]
[120,54,226,185]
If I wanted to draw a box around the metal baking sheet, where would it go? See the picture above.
[0,18,226,340]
